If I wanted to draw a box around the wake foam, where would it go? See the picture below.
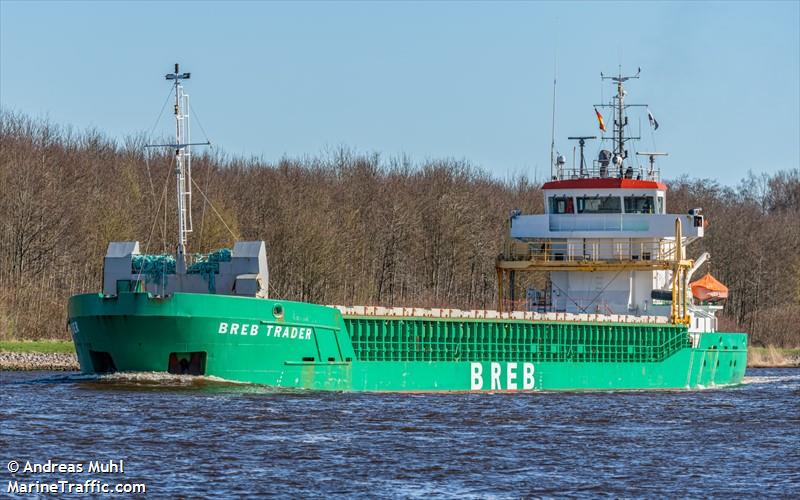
[743,373,800,386]
[98,371,247,386]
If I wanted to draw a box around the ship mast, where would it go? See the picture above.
[169,64,193,273]
[146,64,210,273]
[597,67,645,177]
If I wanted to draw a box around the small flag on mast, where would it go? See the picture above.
[647,109,659,130]
[594,108,606,132]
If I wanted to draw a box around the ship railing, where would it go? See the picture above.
[553,162,661,182]
[501,298,552,314]
[507,297,557,314]
[502,298,622,315]
[650,332,693,361]
[503,238,680,264]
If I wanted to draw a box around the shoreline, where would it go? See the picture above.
[2,344,798,371]
[1,351,80,371]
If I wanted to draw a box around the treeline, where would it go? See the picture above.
[0,111,798,347]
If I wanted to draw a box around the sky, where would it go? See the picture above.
[1,1,798,184]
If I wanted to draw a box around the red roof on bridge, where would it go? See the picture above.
[542,178,667,191]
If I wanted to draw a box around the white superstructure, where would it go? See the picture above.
[497,69,718,333]
[509,178,703,317]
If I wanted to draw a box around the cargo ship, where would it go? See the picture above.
[67,65,747,391]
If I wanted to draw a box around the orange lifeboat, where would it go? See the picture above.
[689,273,729,303]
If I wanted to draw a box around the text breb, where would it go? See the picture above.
[470,362,535,390]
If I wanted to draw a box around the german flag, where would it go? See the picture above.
[594,108,606,132]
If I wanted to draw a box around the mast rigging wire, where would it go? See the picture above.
[188,102,215,249]
[135,153,176,288]
[143,87,175,208]
[188,103,212,145]
[190,175,240,241]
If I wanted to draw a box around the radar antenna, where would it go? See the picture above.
[636,151,668,178]
[145,64,211,273]
[567,136,597,177]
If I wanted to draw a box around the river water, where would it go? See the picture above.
[1,368,798,498]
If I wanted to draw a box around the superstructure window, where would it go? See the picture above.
[624,196,655,214]
[576,196,621,214]
[657,196,664,214]
[549,196,574,214]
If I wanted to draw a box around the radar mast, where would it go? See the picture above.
[567,136,596,177]
[146,64,211,273]
[596,67,647,177]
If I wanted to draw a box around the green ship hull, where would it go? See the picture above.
[67,292,747,391]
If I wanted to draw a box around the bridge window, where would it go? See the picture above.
[624,196,655,214]
[576,196,621,214]
[549,196,574,214]
[657,196,664,214]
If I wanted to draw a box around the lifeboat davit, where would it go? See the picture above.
[690,273,729,303]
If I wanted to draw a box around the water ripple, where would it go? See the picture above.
[1,368,798,497]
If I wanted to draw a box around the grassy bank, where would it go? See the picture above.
[748,346,800,368]
[0,340,75,354]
